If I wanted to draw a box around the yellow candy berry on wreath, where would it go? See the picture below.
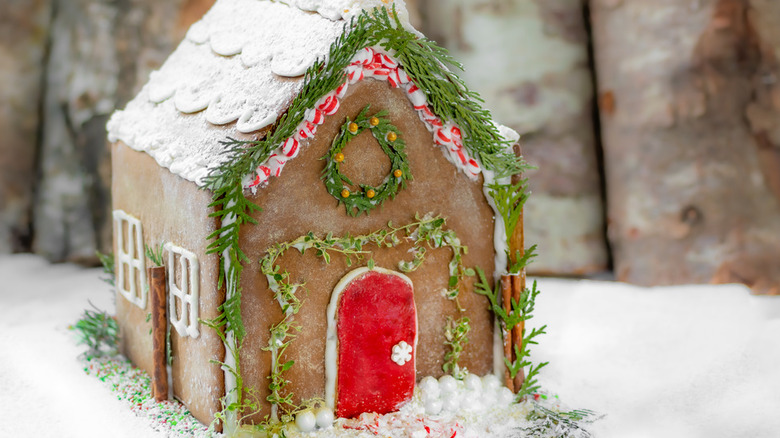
[348,122,359,133]
[369,117,380,126]
[393,169,403,178]
[386,131,397,142]
[341,189,350,198]
[334,152,345,163]
[366,189,376,199]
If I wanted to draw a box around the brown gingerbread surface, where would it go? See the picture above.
[112,142,225,424]
[235,78,497,423]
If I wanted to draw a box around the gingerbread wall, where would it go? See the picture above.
[111,142,225,425]
[235,79,497,423]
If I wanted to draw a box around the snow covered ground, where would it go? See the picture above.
[1,253,779,438]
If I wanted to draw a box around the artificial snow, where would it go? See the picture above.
[1,254,779,437]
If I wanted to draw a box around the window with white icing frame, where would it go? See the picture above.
[113,210,147,309]
[164,242,200,339]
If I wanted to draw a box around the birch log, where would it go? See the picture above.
[592,0,780,293]
[32,0,214,263]
[422,0,608,275]
[0,0,51,253]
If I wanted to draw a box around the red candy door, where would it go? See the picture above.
[332,268,417,418]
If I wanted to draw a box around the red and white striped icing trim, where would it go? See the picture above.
[245,47,481,189]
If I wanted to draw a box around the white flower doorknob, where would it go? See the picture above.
[391,341,413,366]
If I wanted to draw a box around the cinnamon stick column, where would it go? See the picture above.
[500,275,514,392]
[509,144,527,392]
[149,266,168,402]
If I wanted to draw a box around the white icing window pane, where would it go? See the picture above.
[165,242,200,339]
[112,210,147,309]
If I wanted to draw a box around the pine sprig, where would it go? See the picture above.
[488,180,530,242]
[509,244,538,275]
[366,7,526,179]
[95,250,115,287]
[71,302,119,356]
[144,242,165,267]
[523,404,602,438]
[473,267,548,399]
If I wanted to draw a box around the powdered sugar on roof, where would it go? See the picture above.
[107,0,345,186]
[288,0,418,33]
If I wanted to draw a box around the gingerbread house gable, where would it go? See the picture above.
[108,0,523,431]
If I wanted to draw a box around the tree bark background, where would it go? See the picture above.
[32,0,214,263]
[592,0,780,293]
[421,0,608,275]
[2,0,778,291]
[0,0,51,253]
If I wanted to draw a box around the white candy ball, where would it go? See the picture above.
[424,398,443,415]
[497,387,515,406]
[441,392,460,412]
[421,389,440,405]
[295,410,317,432]
[315,407,335,429]
[438,375,458,394]
[464,374,482,393]
[481,374,501,393]
[419,376,440,396]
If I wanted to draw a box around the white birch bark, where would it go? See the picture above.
[0,0,51,253]
[592,0,780,292]
[32,0,214,262]
[422,0,608,275]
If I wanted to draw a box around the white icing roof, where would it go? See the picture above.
[107,0,348,185]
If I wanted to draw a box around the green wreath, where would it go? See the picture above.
[322,105,412,216]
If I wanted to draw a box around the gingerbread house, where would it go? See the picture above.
[106,0,524,432]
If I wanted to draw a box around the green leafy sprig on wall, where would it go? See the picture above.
[443,316,471,379]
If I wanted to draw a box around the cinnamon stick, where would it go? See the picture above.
[500,274,514,392]
[508,144,527,392]
[511,274,526,391]
[149,266,168,402]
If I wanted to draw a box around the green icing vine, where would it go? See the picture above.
[257,213,472,421]
[322,105,412,216]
